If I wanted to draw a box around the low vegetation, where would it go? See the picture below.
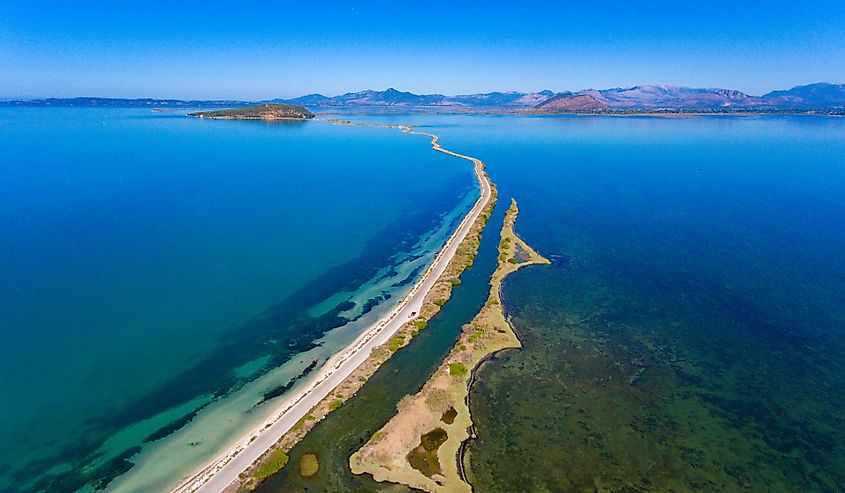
[188,103,314,120]
[448,362,468,377]
[388,334,406,352]
[299,453,319,477]
[253,449,289,481]
[425,388,452,413]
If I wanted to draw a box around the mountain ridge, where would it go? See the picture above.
[3,83,843,112]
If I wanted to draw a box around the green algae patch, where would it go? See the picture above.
[298,453,319,477]
[407,428,449,477]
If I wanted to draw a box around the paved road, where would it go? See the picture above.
[174,127,492,493]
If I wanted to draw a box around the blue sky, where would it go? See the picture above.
[1,0,844,99]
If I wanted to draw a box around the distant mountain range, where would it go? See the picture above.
[3,83,844,112]
[535,83,845,111]
[272,88,558,108]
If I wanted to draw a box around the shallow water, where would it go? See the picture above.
[6,111,843,492]
[430,114,845,492]
[259,113,845,492]
[0,108,477,492]
[255,194,505,493]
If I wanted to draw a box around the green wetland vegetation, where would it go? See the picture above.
[407,427,449,477]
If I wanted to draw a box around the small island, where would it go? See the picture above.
[188,103,314,120]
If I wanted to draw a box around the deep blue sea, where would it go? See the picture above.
[3,110,844,492]
[249,113,845,493]
[0,108,477,492]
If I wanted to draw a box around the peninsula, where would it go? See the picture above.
[169,121,494,493]
[350,199,550,492]
[188,103,314,120]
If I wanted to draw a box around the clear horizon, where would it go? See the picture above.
[2,0,845,100]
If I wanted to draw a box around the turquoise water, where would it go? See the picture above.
[257,114,845,492]
[0,108,477,492]
[256,192,505,493]
[5,111,844,492]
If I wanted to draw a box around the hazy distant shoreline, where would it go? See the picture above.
[3,82,844,114]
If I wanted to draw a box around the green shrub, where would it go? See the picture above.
[412,318,427,330]
[425,388,452,413]
[449,362,468,377]
[328,399,343,411]
[254,450,289,481]
[451,278,462,287]
[388,334,406,352]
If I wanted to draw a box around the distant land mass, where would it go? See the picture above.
[3,83,844,113]
[537,93,607,112]
[0,97,250,108]
[274,88,558,108]
[188,103,314,120]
